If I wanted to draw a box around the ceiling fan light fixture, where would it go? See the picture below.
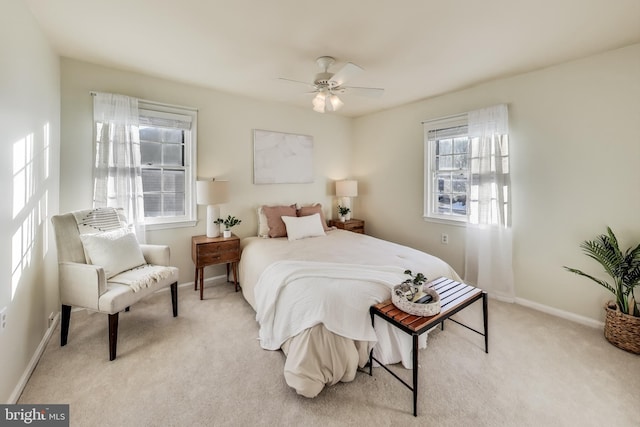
[329,94,343,111]
[284,55,382,113]
[312,92,326,113]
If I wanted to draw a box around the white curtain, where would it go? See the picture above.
[463,104,514,300]
[92,93,146,242]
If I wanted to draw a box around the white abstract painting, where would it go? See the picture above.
[253,129,313,184]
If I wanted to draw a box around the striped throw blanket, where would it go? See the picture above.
[73,208,124,235]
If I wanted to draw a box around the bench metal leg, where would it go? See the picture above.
[483,291,489,353]
[412,334,419,417]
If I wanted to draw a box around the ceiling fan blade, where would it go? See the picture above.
[277,77,316,90]
[329,62,363,87]
[342,86,385,98]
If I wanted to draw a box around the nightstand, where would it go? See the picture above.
[191,234,240,300]
[329,218,365,234]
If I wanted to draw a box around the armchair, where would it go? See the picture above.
[51,208,179,360]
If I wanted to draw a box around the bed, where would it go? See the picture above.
[239,215,461,398]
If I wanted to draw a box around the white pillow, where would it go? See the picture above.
[257,207,269,238]
[281,213,326,241]
[80,228,147,279]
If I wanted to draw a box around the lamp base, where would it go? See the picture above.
[206,205,221,238]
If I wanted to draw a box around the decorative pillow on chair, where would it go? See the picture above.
[281,213,326,241]
[80,228,147,279]
[297,203,330,231]
[261,204,297,238]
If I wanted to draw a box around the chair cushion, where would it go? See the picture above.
[80,228,147,279]
[100,266,179,314]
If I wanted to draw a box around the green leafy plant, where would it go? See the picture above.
[337,205,351,216]
[214,215,242,230]
[564,227,640,316]
[402,269,428,288]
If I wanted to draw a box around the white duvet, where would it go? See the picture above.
[239,230,460,397]
[255,261,407,349]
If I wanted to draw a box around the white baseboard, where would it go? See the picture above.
[9,312,60,404]
[161,274,228,292]
[514,297,604,329]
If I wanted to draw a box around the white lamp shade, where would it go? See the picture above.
[336,180,358,197]
[196,180,229,205]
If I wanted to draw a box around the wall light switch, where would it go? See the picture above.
[0,307,7,333]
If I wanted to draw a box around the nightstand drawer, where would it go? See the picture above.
[345,223,364,233]
[329,219,365,234]
[199,249,239,264]
[197,240,239,264]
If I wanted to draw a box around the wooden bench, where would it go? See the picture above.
[369,277,488,416]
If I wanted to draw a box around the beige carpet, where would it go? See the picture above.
[18,281,639,427]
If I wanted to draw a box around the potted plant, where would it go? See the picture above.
[214,215,242,238]
[337,205,350,222]
[402,269,428,292]
[564,226,640,353]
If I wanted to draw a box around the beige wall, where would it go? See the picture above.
[352,44,640,322]
[60,58,353,284]
[0,0,60,403]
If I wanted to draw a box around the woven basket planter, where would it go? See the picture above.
[604,302,640,354]
[391,285,441,317]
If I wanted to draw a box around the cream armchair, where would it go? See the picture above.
[51,208,179,361]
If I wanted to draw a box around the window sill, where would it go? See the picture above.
[145,220,197,231]
[422,216,467,227]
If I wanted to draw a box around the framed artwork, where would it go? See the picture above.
[253,129,314,184]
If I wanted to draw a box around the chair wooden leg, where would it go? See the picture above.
[108,313,119,361]
[170,282,178,317]
[61,305,71,346]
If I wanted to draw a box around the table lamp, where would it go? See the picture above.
[336,179,358,220]
[196,179,229,238]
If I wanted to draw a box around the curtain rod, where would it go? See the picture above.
[90,91,198,112]
[421,112,467,125]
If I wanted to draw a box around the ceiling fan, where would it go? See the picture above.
[279,56,384,113]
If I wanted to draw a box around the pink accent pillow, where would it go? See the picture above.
[297,203,329,231]
[262,204,297,238]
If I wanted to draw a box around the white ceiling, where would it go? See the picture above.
[25,0,640,117]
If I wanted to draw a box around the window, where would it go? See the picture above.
[424,112,511,226]
[138,103,197,228]
[424,115,470,223]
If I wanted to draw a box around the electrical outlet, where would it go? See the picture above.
[0,307,7,333]
[441,233,449,245]
[48,312,56,328]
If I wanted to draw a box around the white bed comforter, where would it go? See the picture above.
[239,230,461,397]
[255,261,407,349]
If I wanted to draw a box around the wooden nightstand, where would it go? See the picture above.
[191,234,240,300]
[329,218,365,234]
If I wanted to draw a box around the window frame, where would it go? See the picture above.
[423,114,470,225]
[138,101,197,230]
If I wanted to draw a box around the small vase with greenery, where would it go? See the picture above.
[214,215,242,237]
[395,270,430,303]
[564,227,640,317]
[337,205,350,222]
[402,269,428,290]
